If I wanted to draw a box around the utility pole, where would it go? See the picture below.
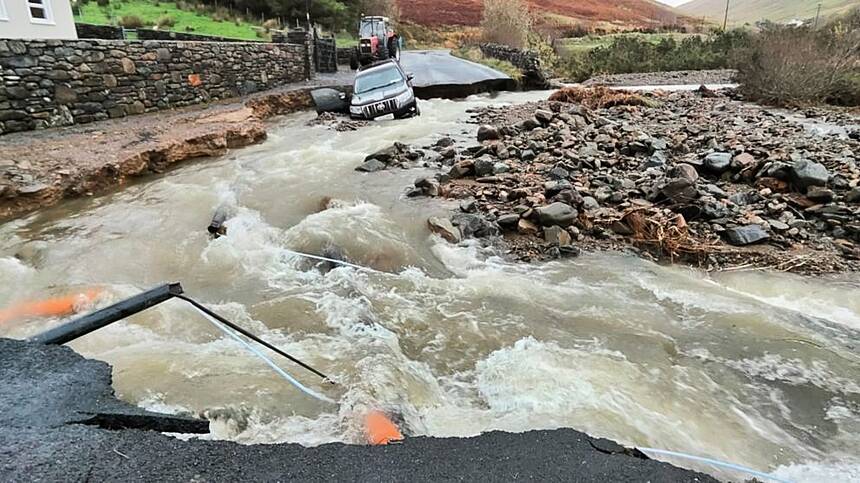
[723,0,730,31]
[813,2,822,29]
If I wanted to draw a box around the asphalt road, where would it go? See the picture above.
[399,50,517,98]
[0,338,717,482]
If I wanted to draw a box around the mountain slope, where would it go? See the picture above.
[679,0,858,24]
[398,0,684,27]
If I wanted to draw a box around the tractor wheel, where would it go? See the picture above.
[388,37,400,62]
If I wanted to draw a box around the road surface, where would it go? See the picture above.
[0,338,717,482]
[399,50,516,98]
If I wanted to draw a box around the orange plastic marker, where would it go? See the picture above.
[0,288,103,326]
[365,410,404,446]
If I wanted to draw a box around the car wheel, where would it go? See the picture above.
[395,102,420,120]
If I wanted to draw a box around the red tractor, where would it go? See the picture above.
[350,16,400,70]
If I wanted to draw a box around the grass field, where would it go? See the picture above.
[555,32,700,57]
[74,0,264,40]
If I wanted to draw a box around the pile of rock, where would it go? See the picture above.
[416,89,860,272]
[355,142,438,173]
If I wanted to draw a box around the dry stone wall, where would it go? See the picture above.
[0,38,306,134]
[479,43,549,89]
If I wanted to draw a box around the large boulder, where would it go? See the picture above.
[452,213,499,238]
[536,202,577,227]
[669,163,699,184]
[659,178,699,204]
[704,152,732,173]
[428,217,461,243]
[355,159,386,172]
[791,159,829,190]
[725,225,770,246]
[534,109,554,125]
[365,142,407,164]
[477,125,501,142]
[474,156,496,177]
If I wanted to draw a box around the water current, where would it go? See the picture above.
[1,91,858,482]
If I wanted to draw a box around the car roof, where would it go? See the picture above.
[356,60,403,75]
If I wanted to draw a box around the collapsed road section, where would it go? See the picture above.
[0,336,717,482]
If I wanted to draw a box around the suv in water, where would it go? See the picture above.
[349,60,420,120]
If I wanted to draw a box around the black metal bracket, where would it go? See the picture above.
[29,283,184,345]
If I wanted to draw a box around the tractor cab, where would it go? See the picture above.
[351,16,400,69]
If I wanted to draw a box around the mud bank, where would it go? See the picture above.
[0,338,714,482]
[0,86,336,222]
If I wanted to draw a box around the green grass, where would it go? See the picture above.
[556,33,700,58]
[334,31,357,48]
[74,0,265,41]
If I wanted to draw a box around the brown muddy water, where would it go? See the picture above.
[1,91,858,482]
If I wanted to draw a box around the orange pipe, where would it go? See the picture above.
[0,288,103,326]
[365,410,404,446]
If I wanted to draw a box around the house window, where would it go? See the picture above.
[0,0,8,21]
[28,0,54,24]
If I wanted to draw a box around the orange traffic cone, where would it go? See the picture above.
[0,288,103,326]
[365,410,404,445]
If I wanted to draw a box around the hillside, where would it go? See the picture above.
[74,0,266,41]
[678,0,858,24]
[398,0,685,27]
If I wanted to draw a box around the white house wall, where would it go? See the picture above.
[0,0,78,40]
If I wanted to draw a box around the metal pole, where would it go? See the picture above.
[30,283,184,345]
[813,2,822,29]
[723,0,730,31]
[176,294,333,382]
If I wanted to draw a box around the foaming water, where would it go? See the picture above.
[1,91,858,482]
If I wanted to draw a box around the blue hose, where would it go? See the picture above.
[283,248,378,272]
[638,447,794,483]
[195,307,337,405]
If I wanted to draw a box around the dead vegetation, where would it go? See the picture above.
[548,86,657,109]
[617,208,717,262]
[481,0,532,49]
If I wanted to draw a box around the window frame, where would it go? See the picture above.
[0,0,8,22]
[28,0,55,25]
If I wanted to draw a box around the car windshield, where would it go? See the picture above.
[360,21,385,37]
[354,66,403,94]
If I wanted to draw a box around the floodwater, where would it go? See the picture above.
[1,91,858,482]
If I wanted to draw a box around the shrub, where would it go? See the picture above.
[156,15,175,29]
[557,30,754,82]
[96,0,109,6]
[736,24,860,106]
[262,18,280,32]
[119,15,144,29]
[481,0,531,49]
[561,23,590,39]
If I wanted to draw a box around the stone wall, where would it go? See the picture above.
[287,29,313,80]
[479,43,549,89]
[75,23,124,40]
[0,38,306,134]
[136,29,248,43]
